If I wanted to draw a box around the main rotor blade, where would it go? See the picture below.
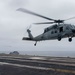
[64,17,75,21]
[34,22,54,25]
[17,8,54,21]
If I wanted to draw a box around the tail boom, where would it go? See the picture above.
[22,37,34,41]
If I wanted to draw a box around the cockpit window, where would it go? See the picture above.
[71,25,75,29]
[66,26,69,30]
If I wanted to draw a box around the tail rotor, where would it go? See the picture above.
[24,25,32,36]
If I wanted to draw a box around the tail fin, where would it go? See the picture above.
[27,29,33,39]
[22,29,34,41]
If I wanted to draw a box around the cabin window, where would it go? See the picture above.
[51,30,57,34]
[55,30,57,33]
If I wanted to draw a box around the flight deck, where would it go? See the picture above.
[0,54,75,75]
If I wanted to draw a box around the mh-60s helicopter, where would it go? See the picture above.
[17,8,75,46]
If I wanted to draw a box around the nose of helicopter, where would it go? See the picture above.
[72,29,75,33]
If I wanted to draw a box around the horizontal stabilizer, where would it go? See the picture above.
[22,37,33,41]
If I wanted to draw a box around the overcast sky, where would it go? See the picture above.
[0,0,75,53]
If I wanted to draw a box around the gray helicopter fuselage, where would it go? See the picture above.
[33,24,75,41]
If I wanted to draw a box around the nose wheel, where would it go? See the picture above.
[68,38,72,42]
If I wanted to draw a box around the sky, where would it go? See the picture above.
[0,0,75,53]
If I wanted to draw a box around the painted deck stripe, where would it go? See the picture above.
[0,62,75,74]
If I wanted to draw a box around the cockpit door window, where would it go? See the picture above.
[59,27,63,32]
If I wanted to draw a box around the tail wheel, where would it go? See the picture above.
[34,41,37,46]
[58,37,61,41]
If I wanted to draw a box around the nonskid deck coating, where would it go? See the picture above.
[0,54,75,75]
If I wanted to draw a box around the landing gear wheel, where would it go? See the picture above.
[34,43,36,46]
[58,37,61,41]
[68,38,72,42]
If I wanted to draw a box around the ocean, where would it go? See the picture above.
[0,50,75,57]
[20,51,75,57]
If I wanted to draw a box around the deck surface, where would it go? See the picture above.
[0,54,75,75]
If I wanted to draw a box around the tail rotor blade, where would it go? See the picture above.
[24,25,32,35]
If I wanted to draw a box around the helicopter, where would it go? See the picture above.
[17,8,75,46]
